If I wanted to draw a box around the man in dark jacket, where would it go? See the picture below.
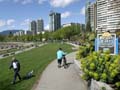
[9,57,21,84]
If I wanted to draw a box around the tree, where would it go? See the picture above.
[0,35,5,41]
[51,24,81,41]
[86,21,92,32]
[38,33,42,41]
[43,31,51,41]
[8,31,13,37]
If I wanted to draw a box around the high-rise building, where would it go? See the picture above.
[97,0,120,33]
[85,1,97,31]
[49,11,61,31]
[37,18,44,33]
[85,1,91,25]
[30,20,37,35]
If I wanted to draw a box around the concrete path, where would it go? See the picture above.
[33,52,88,90]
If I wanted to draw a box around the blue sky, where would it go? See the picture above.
[0,0,94,31]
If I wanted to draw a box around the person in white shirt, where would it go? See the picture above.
[9,57,21,84]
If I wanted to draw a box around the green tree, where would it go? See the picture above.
[86,21,92,32]
[0,35,5,41]
[8,31,13,37]
[43,31,51,41]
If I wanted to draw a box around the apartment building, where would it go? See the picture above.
[97,0,120,33]
[85,1,97,31]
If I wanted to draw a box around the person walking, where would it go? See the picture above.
[57,48,66,68]
[9,57,21,84]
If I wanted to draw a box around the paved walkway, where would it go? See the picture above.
[33,52,88,90]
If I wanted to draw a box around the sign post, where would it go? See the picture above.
[95,32,118,55]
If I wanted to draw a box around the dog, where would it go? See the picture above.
[23,70,34,79]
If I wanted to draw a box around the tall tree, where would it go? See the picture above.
[86,21,92,32]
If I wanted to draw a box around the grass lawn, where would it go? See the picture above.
[0,43,73,90]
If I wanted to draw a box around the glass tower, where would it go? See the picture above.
[37,19,44,33]
[30,20,37,35]
[49,11,61,31]
[85,0,97,31]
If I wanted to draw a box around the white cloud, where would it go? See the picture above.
[0,19,16,28]
[21,0,32,5]
[21,19,30,26]
[7,19,15,26]
[38,0,47,4]
[61,11,71,18]
[45,24,49,30]
[50,0,79,8]
[0,20,6,27]
[80,6,85,15]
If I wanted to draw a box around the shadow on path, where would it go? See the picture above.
[61,62,74,69]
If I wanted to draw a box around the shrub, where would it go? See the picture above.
[80,50,120,89]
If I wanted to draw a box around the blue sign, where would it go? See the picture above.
[95,33,118,55]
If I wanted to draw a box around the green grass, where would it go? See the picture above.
[0,43,73,90]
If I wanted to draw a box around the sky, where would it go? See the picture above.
[0,0,94,31]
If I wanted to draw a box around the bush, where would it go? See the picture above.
[76,44,94,60]
[80,50,120,89]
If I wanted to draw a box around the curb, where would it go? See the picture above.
[74,59,84,77]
